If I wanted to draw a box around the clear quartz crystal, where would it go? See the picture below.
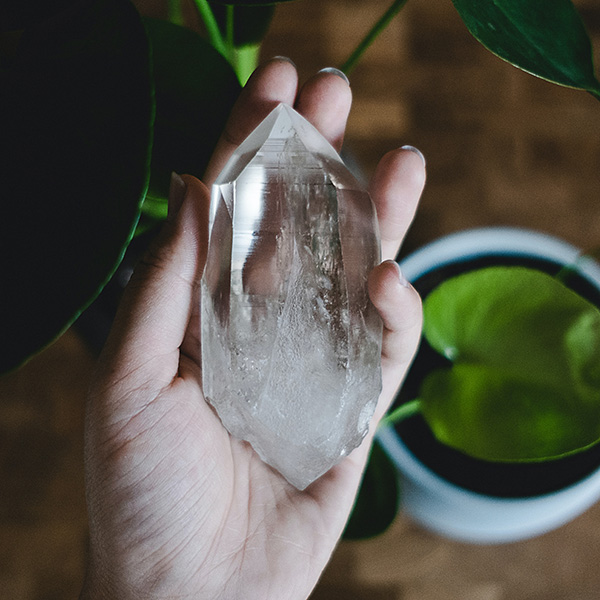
[201,104,382,489]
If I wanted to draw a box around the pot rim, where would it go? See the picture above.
[399,226,600,285]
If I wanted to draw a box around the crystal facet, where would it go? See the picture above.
[201,104,382,489]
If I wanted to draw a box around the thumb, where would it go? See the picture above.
[94,174,210,396]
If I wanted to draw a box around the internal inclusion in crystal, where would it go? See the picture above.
[201,104,382,489]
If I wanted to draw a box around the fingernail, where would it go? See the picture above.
[271,56,297,69]
[387,260,410,288]
[168,172,186,222]
[401,145,426,168]
[318,67,350,86]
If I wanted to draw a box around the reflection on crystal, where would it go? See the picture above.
[201,104,382,489]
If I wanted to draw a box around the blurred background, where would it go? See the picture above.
[2,0,600,598]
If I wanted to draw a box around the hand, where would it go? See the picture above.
[80,58,426,600]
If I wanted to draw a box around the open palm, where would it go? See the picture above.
[81,58,425,600]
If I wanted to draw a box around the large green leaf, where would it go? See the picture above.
[343,441,399,540]
[144,18,241,200]
[0,0,153,373]
[420,267,600,461]
[421,364,600,461]
[452,0,600,94]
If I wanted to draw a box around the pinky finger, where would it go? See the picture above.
[369,260,422,366]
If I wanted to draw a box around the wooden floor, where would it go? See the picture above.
[3,0,600,598]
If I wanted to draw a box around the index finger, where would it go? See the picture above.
[203,57,299,186]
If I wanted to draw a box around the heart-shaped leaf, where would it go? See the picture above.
[0,0,153,373]
[452,0,600,94]
[421,364,600,461]
[343,441,399,539]
[144,18,241,200]
[420,267,600,461]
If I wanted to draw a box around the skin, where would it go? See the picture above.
[80,58,426,600]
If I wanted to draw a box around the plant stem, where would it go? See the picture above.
[225,4,235,52]
[191,1,258,85]
[232,44,261,86]
[167,0,184,26]
[192,0,228,58]
[378,398,422,430]
[340,0,410,75]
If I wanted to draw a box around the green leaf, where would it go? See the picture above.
[565,311,600,401]
[343,441,399,540]
[144,18,241,199]
[140,195,169,221]
[420,267,600,461]
[421,365,600,461]
[452,0,600,94]
[0,0,153,373]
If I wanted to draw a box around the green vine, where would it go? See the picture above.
[340,0,410,75]
[378,398,422,429]
[191,0,228,58]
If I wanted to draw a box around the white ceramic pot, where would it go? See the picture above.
[377,227,600,544]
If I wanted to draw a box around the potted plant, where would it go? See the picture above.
[2,0,600,541]
[372,227,600,543]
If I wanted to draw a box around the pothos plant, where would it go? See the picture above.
[390,266,600,464]
[1,0,599,536]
